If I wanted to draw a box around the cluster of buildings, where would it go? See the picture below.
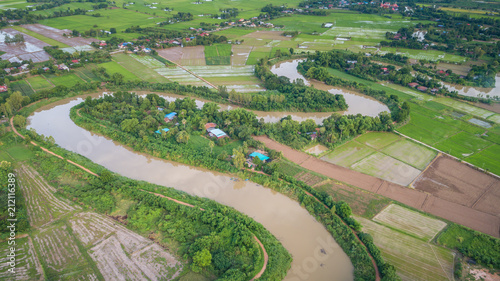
[118,42,152,53]
[3,63,29,74]
[408,82,438,93]
[380,2,399,10]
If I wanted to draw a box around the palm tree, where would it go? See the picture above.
[209,141,214,153]
[182,118,187,129]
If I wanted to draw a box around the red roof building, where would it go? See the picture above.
[0,85,7,92]
[417,86,428,92]
[408,82,419,88]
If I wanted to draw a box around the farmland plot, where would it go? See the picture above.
[357,216,454,281]
[10,80,35,96]
[70,212,182,281]
[185,65,264,92]
[0,28,51,63]
[115,54,169,83]
[155,66,210,87]
[33,223,97,280]
[351,152,422,186]
[322,26,389,40]
[20,24,98,47]
[381,139,437,170]
[373,204,447,241]
[17,164,79,228]
[0,237,43,280]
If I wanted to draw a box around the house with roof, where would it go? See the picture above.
[249,151,270,163]
[0,85,8,92]
[408,82,419,88]
[417,86,428,92]
[205,123,217,130]
[164,112,177,122]
[155,128,170,134]
[57,64,69,71]
[207,127,228,139]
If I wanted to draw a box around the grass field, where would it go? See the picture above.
[321,141,375,167]
[49,73,84,88]
[26,76,52,91]
[204,44,232,65]
[357,216,454,281]
[356,132,401,150]
[98,61,140,81]
[74,65,102,83]
[11,26,71,48]
[114,53,170,83]
[373,204,447,241]
[10,80,35,96]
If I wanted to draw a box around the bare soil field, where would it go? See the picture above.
[473,181,500,216]
[157,46,206,66]
[0,237,43,280]
[17,164,79,228]
[70,212,183,281]
[232,45,253,66]
[254,135,500,237]
[33,223,97,280]
[241,31,292,41]
[21,24,98,47]
[413,155,498,208]
[0,28,51,62]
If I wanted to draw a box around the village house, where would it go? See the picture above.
[248,151,270,163]
[0,85,8,92]
[164,112,177,122]
[57,64,69,71]
[155,128,170,134]
[408,82,419,88]
[417,86,428,92]
[207,127,228,139]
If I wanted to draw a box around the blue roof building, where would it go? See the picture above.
[249,152,270,161]
[155,128,170,134]
[164,112,177,121]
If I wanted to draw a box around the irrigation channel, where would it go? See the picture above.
[25,60,394,280]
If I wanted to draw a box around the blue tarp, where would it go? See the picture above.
[155,128,170,134]
[249,152,270,161]
[164,112,177,119]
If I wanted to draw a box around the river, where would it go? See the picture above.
[443,74,500,99]
[27,96,354,281]
[270,59,390,117]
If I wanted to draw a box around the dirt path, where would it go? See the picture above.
[253,135,500,238]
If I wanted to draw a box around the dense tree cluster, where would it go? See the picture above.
[43,47,111,65]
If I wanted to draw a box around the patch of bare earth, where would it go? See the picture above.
[0,28,51,62]
[21,24,98,46]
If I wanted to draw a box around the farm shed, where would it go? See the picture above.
[207,128,228,139]
[249,152,270,162]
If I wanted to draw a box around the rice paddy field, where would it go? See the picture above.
[98,61,140,81]
[0,0,31,10]
[74,65,102,83]
[10,80,35,96]
[357,215,454,281]
[321,132,436,186]
[114,53,170,83]
[204,44,232,65]
[381,47,468,63]
[11,26,71,48]
[373,204,447,241]
[26,76,52,91]
[48,73,85,88]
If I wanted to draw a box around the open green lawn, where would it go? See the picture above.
[10,80,35,96]
[11,26,71,48]
[49,74,84,88]
[26,76,52,91]
[98,61,140,81]
[357,216,454,281]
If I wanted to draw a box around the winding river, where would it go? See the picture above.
[25,60,391,280]
[27,96,354,281]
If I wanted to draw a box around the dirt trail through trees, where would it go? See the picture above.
[254,135,500,238]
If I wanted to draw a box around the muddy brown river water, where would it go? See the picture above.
[27,97,354,281]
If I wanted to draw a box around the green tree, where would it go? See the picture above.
[232,148,245,170]
[12,115,26,128]
[121,118,139,133]
[176,130,190,144]
[208,140,214,153]
[193,249,212,268]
